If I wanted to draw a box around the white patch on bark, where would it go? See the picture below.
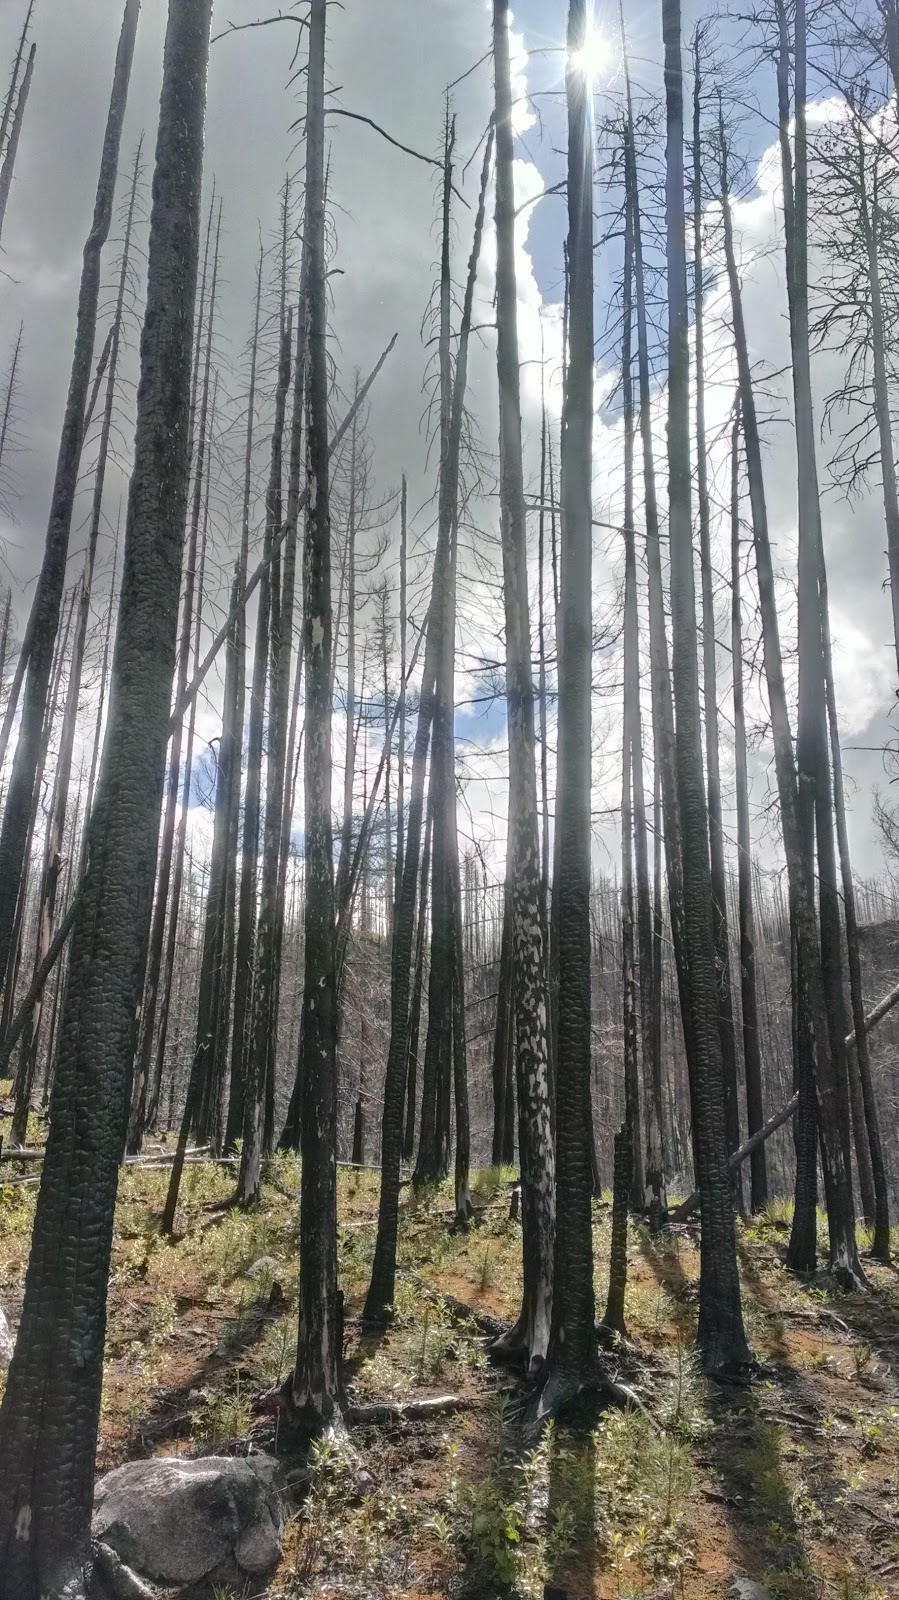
[532,1286,552,1364]
[14,1502,31,1539]
[311,614,325,650]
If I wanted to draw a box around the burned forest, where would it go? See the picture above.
[5,1,899,1596]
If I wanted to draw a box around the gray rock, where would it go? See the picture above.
[247,1256,279,1279]
[92,1454,284,1584]
[0,1307,13,1368]
[726,1581,772,1600]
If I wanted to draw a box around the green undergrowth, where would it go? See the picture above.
[2,1153,899,1596]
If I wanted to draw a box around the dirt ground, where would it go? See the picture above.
[2,1143,899,1599]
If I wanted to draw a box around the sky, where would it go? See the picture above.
[1,0,898,895]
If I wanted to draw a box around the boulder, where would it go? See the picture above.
[92,1453,284,1584]
[725,1582,772,1600]
[0,1307,13,1368]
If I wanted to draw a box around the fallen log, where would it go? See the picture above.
[669,1095,799,1222]
[671,977,899,1223]
[846,977,899,1046]
[0,899,78,1074]
[399,1270,511,1342]
[0,1143,213,1168]
[345,1394,477,1427]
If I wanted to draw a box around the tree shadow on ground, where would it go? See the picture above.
[127,1291,283,1456]
[701,1375,818,1598]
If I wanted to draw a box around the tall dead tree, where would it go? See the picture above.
[663,0,749,1376]
[415,114,461,1190]
[293,0,341,1426]
[395,474,407,916]
[252,265,304,1160]
[236,248,292,1205]
[487,0,555,1372]
[364,117,493,1325]
[619,175,647,1215]
[717,97,850,1281]
[146,481,209,1136]
[622,46,675,1216]
[692,31,740,1180]
[15,142,142,1142]
[0,2,35,175]
[335,390,361,914]
[224,247,263,1151]
[0,2,212,1588]
[0,1,138,1003]
[193,559,243,1151]
[540,0,597,1415]
[130,192,221,1148]
[777,0,862,1285]
[0,39,35,247]
[729,412,768,1213]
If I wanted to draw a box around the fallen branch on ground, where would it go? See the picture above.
[345,1394,477,1426]
[0,1144,214,1167]
[399,1270,511,1342]
[671,980,899,1224]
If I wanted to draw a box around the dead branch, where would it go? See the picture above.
[345,1393,476,1427]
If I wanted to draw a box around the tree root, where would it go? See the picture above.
[529,1362,661,1434]
[92,1544,157,1600]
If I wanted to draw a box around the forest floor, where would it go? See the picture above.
[2,1131,899,1600]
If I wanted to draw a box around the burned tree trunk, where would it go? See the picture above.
[729,414,767,1213]
[0,40,35,246]
[237,250,293,1205]
[364,118,492,1325]
[0,1,138,999]
[663,0,749,1376]
[623,50,692,1193]
[540,0,597,1414]
[779,0,861,1286]
[224,248,263,1152]
[693,34,740,1182]
[0,2,212,1589]
[130,190,220,1148]
[619,168,646,1217]
[292,0,341,1427]
[416,115,461,1190]
[487,0,555,1370]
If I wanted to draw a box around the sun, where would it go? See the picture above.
[569,28,614,79]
